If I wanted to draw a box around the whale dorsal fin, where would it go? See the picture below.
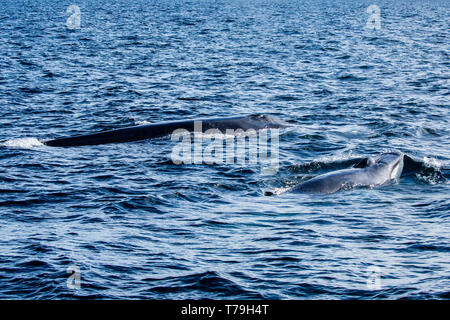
[353,157,375,168]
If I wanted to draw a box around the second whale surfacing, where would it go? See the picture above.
[44,114,289,147]
[290,151,405,194]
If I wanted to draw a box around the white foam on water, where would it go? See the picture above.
[423,156,442,168]
[270,186,293,195]
[135,120,151,126]
[313,150,365,164]
[2,137,44,149]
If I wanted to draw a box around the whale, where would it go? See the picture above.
[290,151,404,194]
[44,114,289,147]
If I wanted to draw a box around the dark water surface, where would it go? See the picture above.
[0,0,449,299]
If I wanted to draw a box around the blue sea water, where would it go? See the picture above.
[0,0,449,299]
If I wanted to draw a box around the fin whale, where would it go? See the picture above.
[291,151,404,194]
[44,114,288,147]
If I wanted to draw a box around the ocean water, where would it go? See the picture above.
[0,0,449,299]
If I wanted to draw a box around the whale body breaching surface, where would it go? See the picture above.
[290,151,405,194]
[44,114,289,147]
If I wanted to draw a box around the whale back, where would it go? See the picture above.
[44,114,289,147]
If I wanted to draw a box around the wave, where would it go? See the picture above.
[141,271,264,299]
[403,155,447,184]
